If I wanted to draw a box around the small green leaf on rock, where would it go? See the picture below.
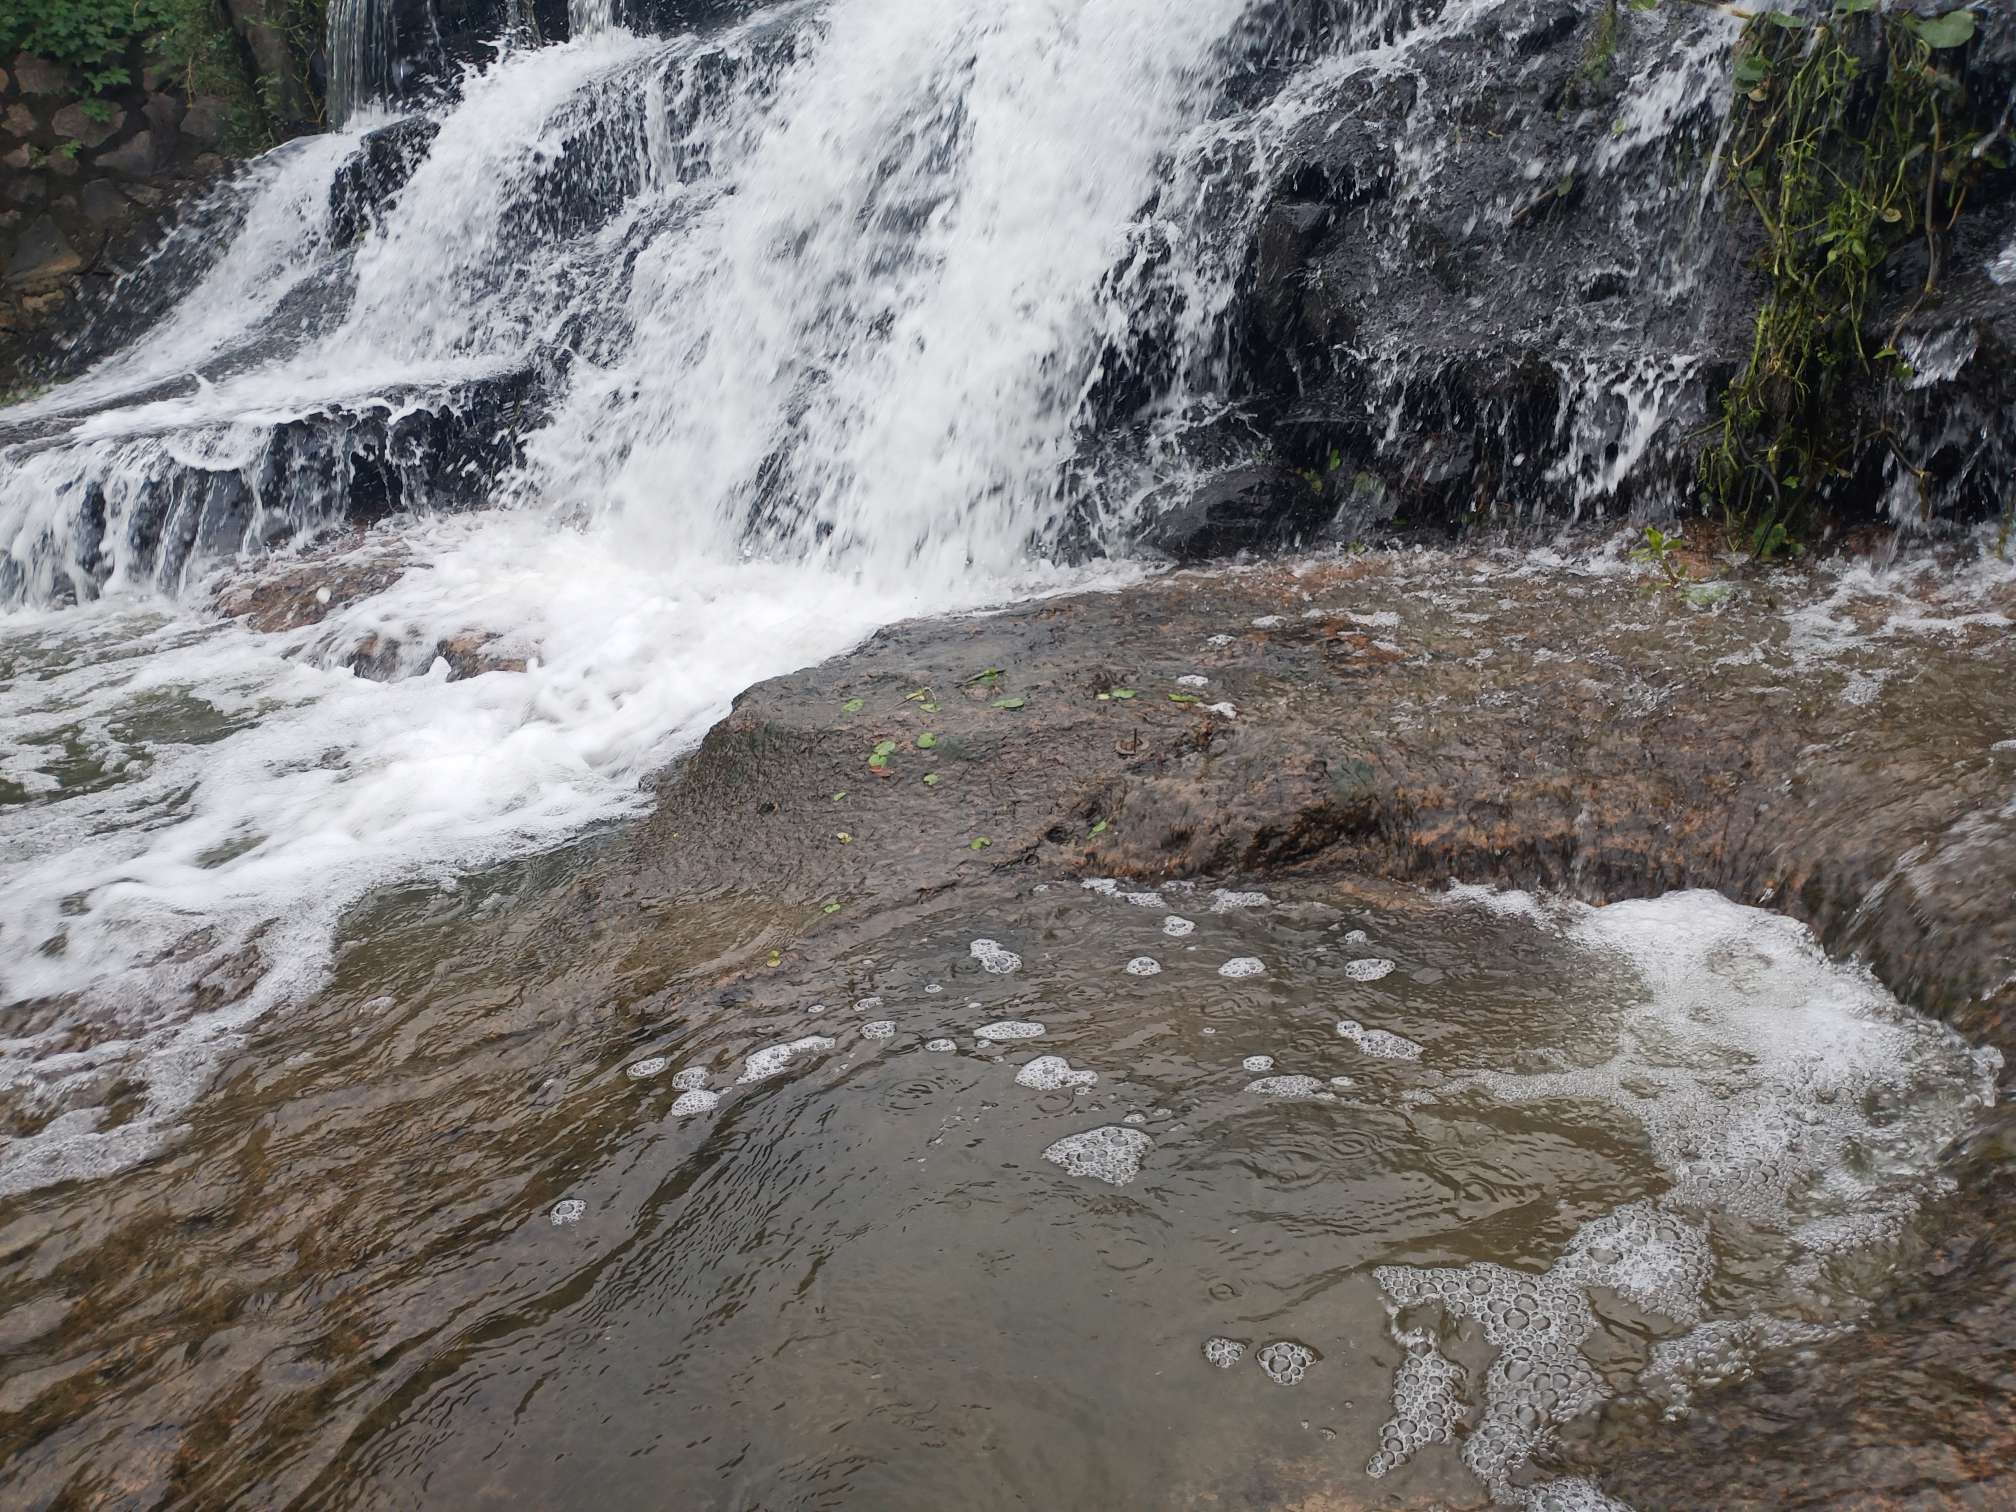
[841,698,864,713]
[1089,819,1110,837]
[966,668,1004,685]
[917,732,938,749]
[1910,10,1975,47]
[1168,692,1200,704]
[873,740,899,757]
[868,754,889,770]
[993,696,1026,710]
[836,831,853,843]
[922,772,941,787]
[1096,693,1111,702]
[904,688,930,701]
[969,836,991,851]
[1109,688,1136,700]
[766,950,782,967]
[921,701,941,713]
[832,790,847,801]
[823,901,842,914]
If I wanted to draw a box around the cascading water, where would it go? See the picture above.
[0,0,1315,1196]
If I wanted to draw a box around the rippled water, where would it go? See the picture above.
[0,873,1991,1508]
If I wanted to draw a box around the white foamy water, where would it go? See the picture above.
[0,0,1266,1195]
[1372,888,1999,1507]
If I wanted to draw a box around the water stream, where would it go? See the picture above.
[0,2,2009,1505]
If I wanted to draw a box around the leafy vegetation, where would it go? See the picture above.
[1703,0,1993,553]
[1,0,326,142]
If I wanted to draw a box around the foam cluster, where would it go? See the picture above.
[1345,957,1395,981]
[1241,1055,1275,1072]
[1256,1340,1315,1385]
[672,1067,709,1090]
[977,1020,1045,1040]
[1043,1125,1152,1185]
[1124,956,1162,976]
[925,1038,956,1053]
[671,1089,720,1117]
[861,1020,896,1039]
[737,1035,836,1084]
[1366,1332,1466,1478]
[1335,1018,1423,1059]
[1244,1075,1333,1100]
[969,939,1022,974]
[626,1056,668,1079]
[1162,915,1196,937]
[1218,957,1265,978]
[1201,1337,1244,1369]
[1016,1055,1098,1090]
[550,1199,586,1225]
[1210,889,1270,911]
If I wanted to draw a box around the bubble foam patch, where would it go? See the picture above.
[1016,1055,1098,1091]
[970,939,1022,974]
[1218,957,1265,979]
[1335,1019,1423,1060]
[1256,1340,1315,1385]
[1043,1125,1152,1186]
[737,1035,837,1085]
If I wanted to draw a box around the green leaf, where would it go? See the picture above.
[993,696,1026,710]
[823,901,842,913]
[922,772,941,787]
[917,732,938,749]
[867,754,888,770]
[1834,0,1876,11]
[873,740,899,757]
[965,668,1004,685]
[1168,692,1200,704]
[1734,54,1769,88]
[832,790,847,801]
[836,831,853,844]
[1089,819,1110,837]
[1096,693,1111,701]
[968,836,991,851]
[1764,9,1809,26]
[841,698,864,713]
[766,950,782,967]
[904,688,930,701]
[1910,11,1975,48]
[1109,688,1136,700]
[921,701,941,713]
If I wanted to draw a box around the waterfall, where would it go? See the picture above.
[0,0,1279,1194]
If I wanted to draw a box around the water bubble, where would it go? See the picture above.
[1245,1075,1333,1100]
[1016,1055,1098,1091]
[1043,1125,1153,1186]
[1257,1340,1315,1385]
[976,1020,1044,1041]
[1241,1055,1275,1072]
[1202,1337,1244,1369]
[970,939,1022,974]
[1218,957,1265,979]
[1335,1018,1423,1060]
[626,1056,668,1079]
[1209,889,1269,912]
[550,1199,586,1226]
[1124,956,1162,976]
[737,1035,837,1084]
[1162,915,1196,937]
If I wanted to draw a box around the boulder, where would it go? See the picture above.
[11,53,76,96]
[6,216,83,287]
[1141,463,1338,562]
[95,129,164,178]
[51,101,121,150]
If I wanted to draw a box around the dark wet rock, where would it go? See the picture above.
[1178,0,2016,550]
[5,216,81,287]
[1142,463,1331,561]
[329,115,443,246]
[49,102,120,150]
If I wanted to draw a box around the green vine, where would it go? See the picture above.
[1704,0,1988,553]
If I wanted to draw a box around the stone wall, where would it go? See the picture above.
[1,50,242,389]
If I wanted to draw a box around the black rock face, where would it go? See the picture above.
[1140,0,2016,556]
